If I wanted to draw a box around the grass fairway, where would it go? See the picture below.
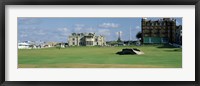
[18,45,182,68]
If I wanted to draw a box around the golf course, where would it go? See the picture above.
[18,44,182,68]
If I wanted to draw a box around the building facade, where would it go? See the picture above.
[68,33,106,46]
[176,25,182,45]
[141,18,177,43]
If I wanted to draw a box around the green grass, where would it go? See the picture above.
[18,45,182,68]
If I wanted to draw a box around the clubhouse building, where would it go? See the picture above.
[68,33,106,46]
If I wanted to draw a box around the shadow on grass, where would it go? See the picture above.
[157,44,176,48]
[164,49,182,52]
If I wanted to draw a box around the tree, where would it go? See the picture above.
[56,44,61,49]
[107,41,118,46]
[29,45,34,49]
[135,32,142,46]
[136,31,142,40]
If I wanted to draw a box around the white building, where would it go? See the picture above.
[68,33,106,46]
[18,43,32,49]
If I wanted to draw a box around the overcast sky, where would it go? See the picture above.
[18,17,182,42]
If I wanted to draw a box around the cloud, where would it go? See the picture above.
[20,34,27,37]
[18,26,37,30]
[75,24,85,27]
[176,21,180,25]
[98,23,119,28]
[97,29,111,36]
[58,26,97,37]
[115,31,123,35]
[74,24,85,32]
[115,31,122,38]
[18,18,42,25]
[85,27,96,33]
[18,29,47,41]
[74,24,96,33]
[57,27,72,36]
[74,27,82,32]
[34,30,46,35]
[135,26,140,29]
[58,27,70,32]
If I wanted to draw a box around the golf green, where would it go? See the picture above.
[18,45,182,68]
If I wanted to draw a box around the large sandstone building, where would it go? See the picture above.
[141,18,177,43]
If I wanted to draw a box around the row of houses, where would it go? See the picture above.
[19,33,107,49]
[18,41,60,49]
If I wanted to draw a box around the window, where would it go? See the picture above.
[155,23,158,26]
[152,23,154,26]
[159,23,162,26]
[163,22,166,26]
[147,22,150,26]
[86,41,93,45]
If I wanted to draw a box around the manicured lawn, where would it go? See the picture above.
[18,44,182,68]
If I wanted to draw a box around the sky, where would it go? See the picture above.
[18,17,182,42]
